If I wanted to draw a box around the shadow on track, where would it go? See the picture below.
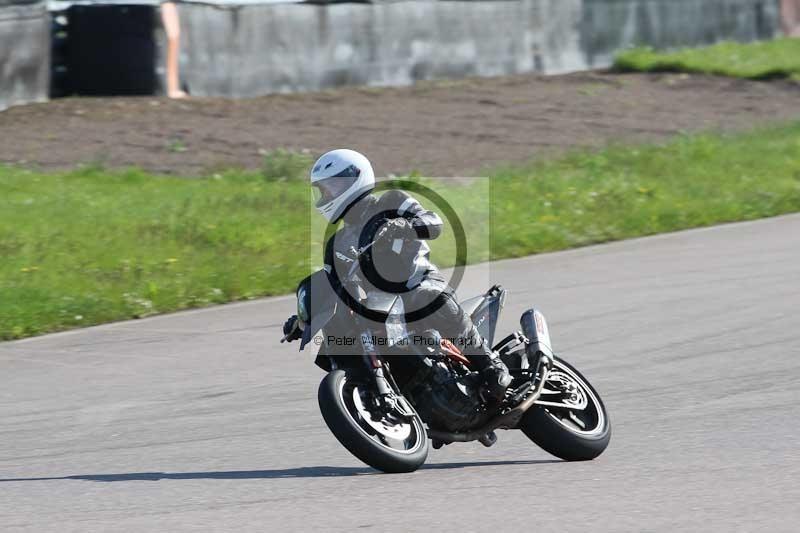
[0,459,560,482]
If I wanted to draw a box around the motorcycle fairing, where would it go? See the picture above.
[298,269,338,351]
[460,285,507,346]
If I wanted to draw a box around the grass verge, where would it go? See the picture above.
[3,124,800,339]
[614,38,800,80]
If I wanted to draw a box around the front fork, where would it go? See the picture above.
[359,328,393,395]
[359,327,416,420]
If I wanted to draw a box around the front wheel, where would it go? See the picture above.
[318,369,429,473]
[520,357,611,461]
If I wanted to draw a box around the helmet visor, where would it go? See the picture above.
[312,165,361,207]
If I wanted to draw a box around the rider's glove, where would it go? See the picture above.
[282,314,302,342]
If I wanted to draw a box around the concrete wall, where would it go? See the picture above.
[0,0,786,107]
[177,0,782,98]
[0,1,50,110]
[582,0,781,67]
[178,0,584,97]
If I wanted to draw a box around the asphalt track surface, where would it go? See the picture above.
[2,215,799,532]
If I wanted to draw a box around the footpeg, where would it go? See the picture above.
[478,431,497,447]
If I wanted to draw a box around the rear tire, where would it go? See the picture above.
[318,370,428,473]
[520,357,611,461]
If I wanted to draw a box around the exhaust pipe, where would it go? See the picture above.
[428,354,552,443]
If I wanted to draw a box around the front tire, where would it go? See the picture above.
[520,357,611,461]
[318,369,429,473]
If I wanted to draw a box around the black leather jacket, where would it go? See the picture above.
[320,189,494,365]
[324,190,443,291]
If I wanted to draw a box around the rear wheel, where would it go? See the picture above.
[520,357,611,461]
[318,369,428,473]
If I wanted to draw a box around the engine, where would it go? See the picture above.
[402,356,487,433]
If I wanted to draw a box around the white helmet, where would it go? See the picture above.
[310,149,375,222]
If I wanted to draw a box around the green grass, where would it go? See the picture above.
[614,38,800,80]
[3,124,800,340]
[490,124,800,256]
[0,160,313,340]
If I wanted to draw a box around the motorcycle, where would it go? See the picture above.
[283,236,611,473]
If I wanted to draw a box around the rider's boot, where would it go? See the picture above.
[462,325,513,400]
[478,357,513,401]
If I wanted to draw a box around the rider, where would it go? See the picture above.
[282,149,512,400]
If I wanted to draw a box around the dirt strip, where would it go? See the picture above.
[1,72,798,176]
